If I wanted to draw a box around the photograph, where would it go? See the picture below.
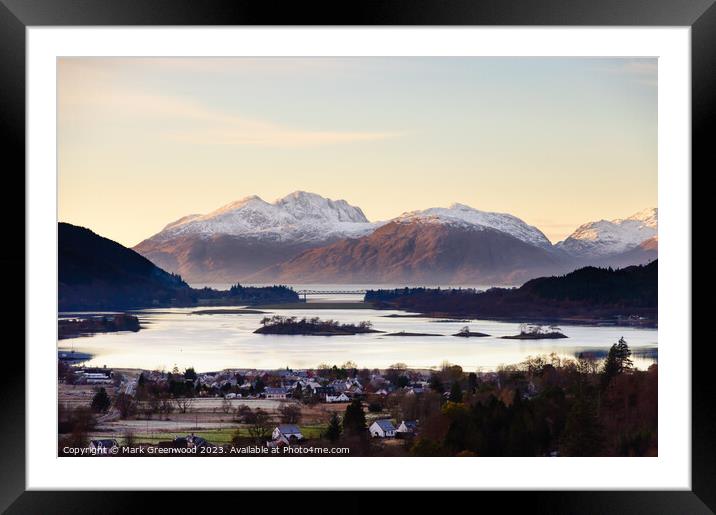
[57,56,658,458]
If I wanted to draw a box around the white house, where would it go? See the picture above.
[83,372,113,385]
[325,393,350,403]
[264,387,289,400]
[272,424,304,445]
[396,420,418,435]
[369,419,396,438]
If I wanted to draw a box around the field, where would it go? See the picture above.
[60,388,353,446]
[59,383,120,409]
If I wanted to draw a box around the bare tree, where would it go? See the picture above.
[148,397,161,418]
[221,396,232,414]
[235,404,253,423]
[140,401,156,420]
[159,394,175,418]
[247,408,271,441]
[278,402,301,424]
[115,393,136,419]
[175,397,194,414]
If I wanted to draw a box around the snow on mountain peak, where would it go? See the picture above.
[395,203,553,249]
[275,191,369,224]
[623,207,657,227]
[557,208,658,257]
[161,213,202,232]
[148,191,375,243]
[209,195,272,215]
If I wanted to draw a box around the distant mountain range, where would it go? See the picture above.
[555,208,657,260]
[248,219,565,285]
[132,191,657,285]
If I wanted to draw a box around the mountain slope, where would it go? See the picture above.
[134,191,377,283]
[133,193,656,285]
[396,203,553,249]
[139,191,374,243]
[248,219,570,285]
[59,222,195,310]
[557,208,657,261]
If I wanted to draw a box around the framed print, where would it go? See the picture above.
[2,0,713,512]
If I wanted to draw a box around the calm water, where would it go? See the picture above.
[59,297,657,373]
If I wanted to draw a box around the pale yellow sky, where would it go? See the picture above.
[58,57,657,247]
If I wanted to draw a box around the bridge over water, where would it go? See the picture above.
[295,289,367,301]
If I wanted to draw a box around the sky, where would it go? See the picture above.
[58,57,657,247]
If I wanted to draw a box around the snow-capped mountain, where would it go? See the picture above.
[148,191,375,244]
[247,201,569,284]
[133,192,378,283]
[394,203,553,249]
[247,218,568,285]
[134,192,656,284]
[556,208,658,259]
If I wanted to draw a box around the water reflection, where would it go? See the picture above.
[58,306,658,373]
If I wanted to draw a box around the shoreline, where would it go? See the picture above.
[59,302,658,330]
[380,311,657,329]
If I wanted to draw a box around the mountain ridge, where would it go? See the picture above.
[133,192,657,284]
[246,219,570,285]
[556,207,657,258]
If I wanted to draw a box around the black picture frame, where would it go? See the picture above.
[2,1,711,512]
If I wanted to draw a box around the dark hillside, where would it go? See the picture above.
[59,222,195,310]
[366,261,657,324]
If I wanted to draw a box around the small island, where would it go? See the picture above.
[453,326,490,337]
[254,316,382,336]
[384,331,442,337]
[58,313,140,340]
[501,324,568,340]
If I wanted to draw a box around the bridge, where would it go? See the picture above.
[295,289,367,301]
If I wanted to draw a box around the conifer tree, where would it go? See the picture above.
[342,399,367,436]
[90,387,111,413]
[602,337,633,387]
[449,381,463,403]
[325,412,342,442]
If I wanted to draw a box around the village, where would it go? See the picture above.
[59,337,657,458]
[59,359,509,456]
